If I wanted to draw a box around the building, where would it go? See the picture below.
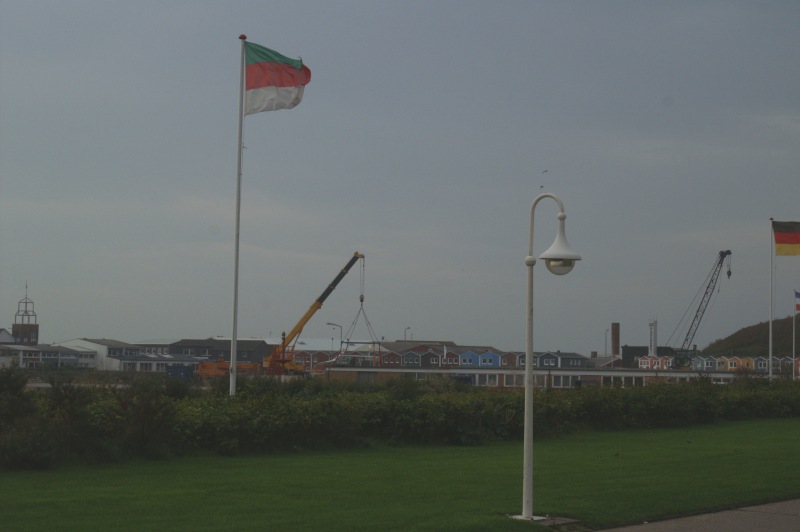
[12,290,39,345]
[53,338,139,370]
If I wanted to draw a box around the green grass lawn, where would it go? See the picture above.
[4,418,800,531]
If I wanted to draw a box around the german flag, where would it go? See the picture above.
[773,221,800,256]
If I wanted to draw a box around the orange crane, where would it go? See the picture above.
[264,252,365,375]
[196,358,261,378]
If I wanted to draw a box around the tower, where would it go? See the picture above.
[12,287,39,345]
[611,322,620,356]
[648,319,658,357]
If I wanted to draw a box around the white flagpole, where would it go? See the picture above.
[230,35,247,396]
[793,290,797,381]
[769,219,774,380]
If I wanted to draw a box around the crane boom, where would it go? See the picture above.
[265,252,365,375]
[673,250,732,368]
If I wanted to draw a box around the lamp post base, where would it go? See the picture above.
[510,514,548,521]
[510,514,578,526]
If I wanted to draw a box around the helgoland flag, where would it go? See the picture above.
[243,41,311,115]
[772,221,800,256]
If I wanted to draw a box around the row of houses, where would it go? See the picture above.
[308,349,799,376]
[2,330,797,381]
[637,353,799,375]
[0,334,602,373]
[296,341,604,372]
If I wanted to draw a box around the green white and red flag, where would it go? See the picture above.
[243,41,311,115]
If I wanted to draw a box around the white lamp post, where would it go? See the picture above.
[519,193,580,521]
[326,322,342,351]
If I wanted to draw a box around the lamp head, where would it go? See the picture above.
[539,212,581,275]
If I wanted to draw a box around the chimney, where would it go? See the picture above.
[611,322,620,356]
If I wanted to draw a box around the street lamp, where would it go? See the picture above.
[519,193,580,521]
[326,322,342,351]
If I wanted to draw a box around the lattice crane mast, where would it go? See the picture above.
[673,250,732,368]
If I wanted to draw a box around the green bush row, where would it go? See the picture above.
[529,379,800,435]
[2,368,800,470]
[170,386,524,454]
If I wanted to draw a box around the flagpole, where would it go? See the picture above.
[793,290,797,381]
[230,35,247,396]
[769,218,774,380]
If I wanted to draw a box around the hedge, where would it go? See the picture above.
[2,368,800,471]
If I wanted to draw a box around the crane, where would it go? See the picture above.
[264,251,365,375]
[672,250,732,369]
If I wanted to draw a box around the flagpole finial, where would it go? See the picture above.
[239,34,247,40]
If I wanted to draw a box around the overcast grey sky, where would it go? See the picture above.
[1,1,799,354]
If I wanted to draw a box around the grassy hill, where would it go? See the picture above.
[702,315,798,356]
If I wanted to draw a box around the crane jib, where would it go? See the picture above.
[674,250,732,367]
[265,252,365,375]
[317,252,364,305]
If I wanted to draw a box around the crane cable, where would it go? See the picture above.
[666,254,719,347]
[700,253,732,341]
[666,252,731,348]
[342,256,381,360]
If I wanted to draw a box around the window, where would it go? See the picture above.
[729,361,737,369]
